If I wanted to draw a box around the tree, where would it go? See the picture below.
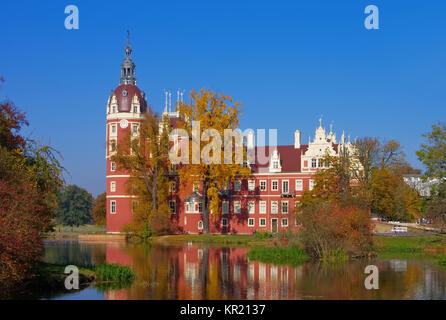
[176,89,250,233]
[0,92,64,291]
[416,122,446,180]
[112,109,174,236]
[370,168,421,221]
[92,192,106,226]
[417,122,446,228]
[56,185,94,227]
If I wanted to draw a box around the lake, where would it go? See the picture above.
[42,239,446,300]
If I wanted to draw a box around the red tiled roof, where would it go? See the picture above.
[250,145,309,173]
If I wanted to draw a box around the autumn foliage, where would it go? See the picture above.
[0,94,64,291]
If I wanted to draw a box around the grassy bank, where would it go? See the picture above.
[7,262,136,299]
[374,234,446,257]
[152,234,267,246]
[246,246,309,266]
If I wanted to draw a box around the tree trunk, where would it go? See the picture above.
[202,179,210,234]
[152,167,158,213]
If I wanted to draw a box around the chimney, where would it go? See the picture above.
[247,131,255,150]
[294,130,301,149]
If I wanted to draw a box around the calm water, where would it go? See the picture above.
[43,240,446,300]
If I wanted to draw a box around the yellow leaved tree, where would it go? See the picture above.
[175,89,251,233]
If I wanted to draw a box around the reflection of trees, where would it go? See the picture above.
[44,240,105,266]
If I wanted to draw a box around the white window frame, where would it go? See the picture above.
[309,180,315,191]
[259,180,267,191]
[222,201,229,214]
[259,201,266,214]
[248,201,255,214]
[198,221,203,230]
[110,181,116,192]
[111,162,116,171]
[110,200,116,214]
[132,124,139,135]
[282,218,289,227]
[282,180,289,194]
[281,201,289,214]
[271,201,278,214]
[259,218,266,227]
[234,180,241,192]
[271,180,278,191]
[234,201,241,214]
[295,179,303,191]
[221,218,228,227]
[311,158,317,168]
[248,218,255,227]
[248,180,255,191]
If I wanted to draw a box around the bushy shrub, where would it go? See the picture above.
[297,201,373,259]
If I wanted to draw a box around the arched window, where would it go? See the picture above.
[198,221,203,230]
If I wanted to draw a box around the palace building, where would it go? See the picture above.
[105,36,354,234]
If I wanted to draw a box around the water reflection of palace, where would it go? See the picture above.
[96,241,446,300]
[104,243,304,300]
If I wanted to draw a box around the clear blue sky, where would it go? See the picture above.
[1,0,445,196]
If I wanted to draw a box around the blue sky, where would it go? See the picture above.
[1,0,445,196]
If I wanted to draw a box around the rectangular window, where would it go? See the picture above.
[271,201,278,214]
[111,162,116,171]
[222,218,228,227]
[282,218,288,227]
[234,201,241,214]
[169,200,176,214]
[234,180,241,191]
[259,201,266,214]
[281,201,289,214]
[273,161,279,169]
[271,180,278,191]
[282,180,289,194]
[248,180,255,191]
[259,218,266,227]
[222,201,229,214]
[318,158,323,168]
[296,179,303,191]
[111,125,117,134]
[260,180,267,191]
[133,106,138,113]
[110,181,116,192]
[132,124,139,134]
[248,201,255,214]
[110,200,116,214]
[198,221,203,230]
[311,158,317,168]
[169,181,176,193]
[309,180,315,190]
[198,202,203,213]
[248,218,255,227]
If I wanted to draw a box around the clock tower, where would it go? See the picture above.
[105,32,147,233]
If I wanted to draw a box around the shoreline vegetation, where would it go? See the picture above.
[6,262,136,299]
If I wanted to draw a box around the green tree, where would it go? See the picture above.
[112,109,173,237]
[417,122,446,228]
[56,185,94,227]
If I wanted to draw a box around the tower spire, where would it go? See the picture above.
[120,30,136,85]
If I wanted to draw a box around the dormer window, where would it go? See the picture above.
[311,158,317,168]
[133,106,138,113]
[269,149,282,173]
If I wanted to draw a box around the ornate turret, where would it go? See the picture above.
[120,30,136,85]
